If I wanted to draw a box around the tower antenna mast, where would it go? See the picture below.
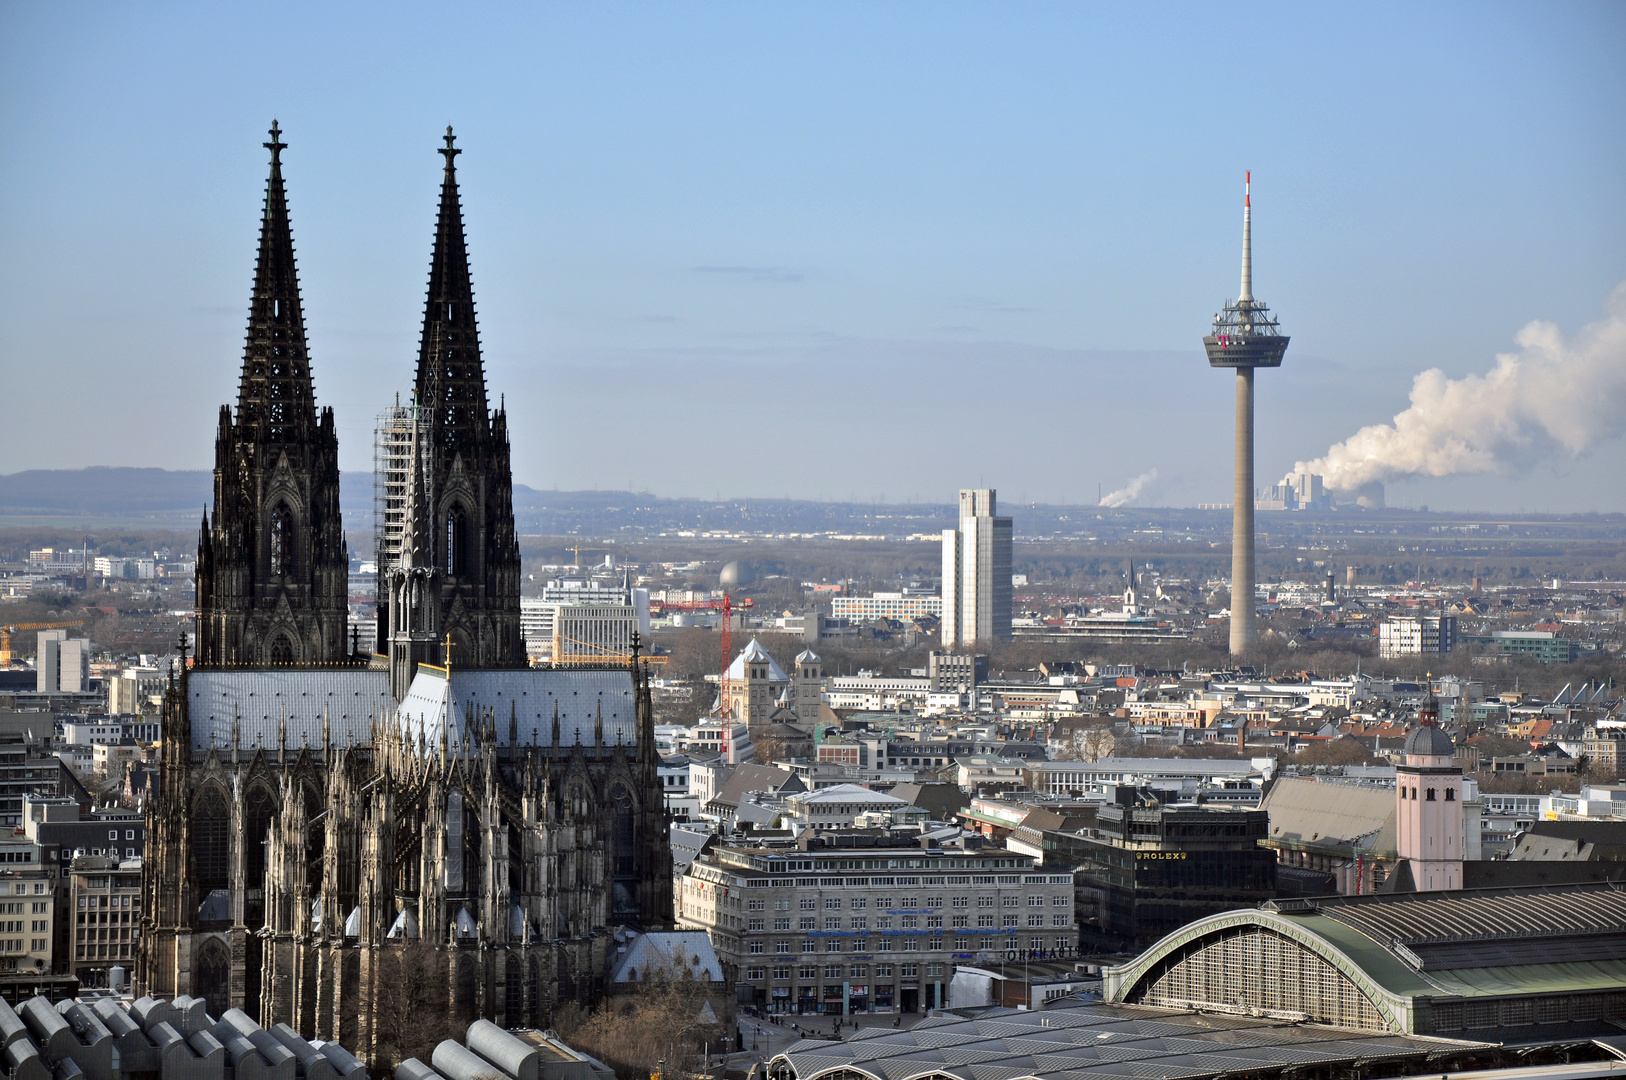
[1203,171,1289,659]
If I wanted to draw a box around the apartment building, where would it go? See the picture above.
[675,832,1076,1015]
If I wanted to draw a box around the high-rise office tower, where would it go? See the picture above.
[941,488,1012,647]
[1203,173,1289,657]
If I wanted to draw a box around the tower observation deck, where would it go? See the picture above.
[1205,173,1289,657]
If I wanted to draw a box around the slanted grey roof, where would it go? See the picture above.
[1260,776,1395,856]
[187,671,392,752]
[609,930,724,984]
[396,668,637,756]
[707,763,803,811]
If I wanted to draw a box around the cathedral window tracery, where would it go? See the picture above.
[270,503,294,576]
[447,507,468,576]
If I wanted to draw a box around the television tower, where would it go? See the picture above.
[1204,172,1289,657]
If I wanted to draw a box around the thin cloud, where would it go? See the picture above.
[691,265,805,283]
[952,297,1039,314]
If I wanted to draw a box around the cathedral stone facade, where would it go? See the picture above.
[139,126,671,1064]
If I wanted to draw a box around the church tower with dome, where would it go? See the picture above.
[1394,688,1465,891]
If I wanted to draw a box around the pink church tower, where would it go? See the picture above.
[1395,688,1464,891]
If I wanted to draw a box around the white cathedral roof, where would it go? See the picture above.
[724,638,789,683]
[395,666,639,757]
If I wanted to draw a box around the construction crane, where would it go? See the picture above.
[717,593,734,721]
[647,597,753,615]
[550,634,668,666]
[567,544,613,569]
[0,620,85,667]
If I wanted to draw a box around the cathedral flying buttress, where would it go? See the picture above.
[140,126,671,1068]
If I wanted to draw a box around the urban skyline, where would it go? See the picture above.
[2,5,1624,512]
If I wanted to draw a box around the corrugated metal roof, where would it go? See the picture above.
[1318,883,1626,947]
[396,667,637,756]
[188,670,391,751]
[771,1004,1485,1080]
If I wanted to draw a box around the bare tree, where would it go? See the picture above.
[557,973,726,1080]
[369,941,450,1075]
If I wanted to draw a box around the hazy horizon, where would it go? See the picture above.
[3,4,1623,513]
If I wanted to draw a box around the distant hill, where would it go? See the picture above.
[0,467,961,535]
[0,467,213,518]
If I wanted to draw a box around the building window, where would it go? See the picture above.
[749,942,764,954]
[1426,789,1437,801]
[1445,789,1456,801]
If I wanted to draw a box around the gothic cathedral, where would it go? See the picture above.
[139,125,672,1064]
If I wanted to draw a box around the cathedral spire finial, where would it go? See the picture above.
[415,127,488,455]
[265,120,285,165]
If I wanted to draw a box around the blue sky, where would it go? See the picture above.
[3,3,1623,511]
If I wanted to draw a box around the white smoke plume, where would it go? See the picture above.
[1100,468,1158,508]
[1294,282,1626,491]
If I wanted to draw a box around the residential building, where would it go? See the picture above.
[941,488,1012,647]
[1379,615,1457,659]
[675,832,1076,1014]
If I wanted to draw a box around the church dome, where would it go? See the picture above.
[1405,723,1455,758]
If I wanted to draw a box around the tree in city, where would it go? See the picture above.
[368,941,450,1075]
[556,972,726,1080]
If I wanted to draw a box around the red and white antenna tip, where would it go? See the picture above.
[1245,171,1250,206]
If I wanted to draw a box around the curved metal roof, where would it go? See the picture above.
[769,1004,1484,1080]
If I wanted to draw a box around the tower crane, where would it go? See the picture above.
[718,593,733,721]
[0,620,85,667]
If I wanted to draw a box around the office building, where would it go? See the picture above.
[831,593,943,623]
[1059,789,1276,946]
[522,578,648,663]
[941,489,1012,647]
[676,832,1075,1014]
[1379,615,1457,659]
[68,854,140,989]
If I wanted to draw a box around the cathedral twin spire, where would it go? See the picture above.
[237,120,319,446]
[199,122,519,672]
[417,127,490,456]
